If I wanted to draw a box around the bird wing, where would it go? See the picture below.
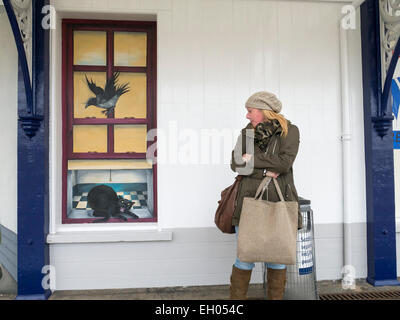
[104,72,130,99]
[85,75,104,96]
[116,81,130,97]
[104,72,119,99]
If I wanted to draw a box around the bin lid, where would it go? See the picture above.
[298,196,311,205]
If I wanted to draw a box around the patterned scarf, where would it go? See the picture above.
[254,119,281,152]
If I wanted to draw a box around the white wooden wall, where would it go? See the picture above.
[159,0,366,227]
[0,10,18,234]
[51,0,366,229]
[46,0,372,289]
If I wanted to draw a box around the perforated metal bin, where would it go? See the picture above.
[263,197,319,300]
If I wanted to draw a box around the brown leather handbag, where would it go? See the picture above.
[214,175,243,234]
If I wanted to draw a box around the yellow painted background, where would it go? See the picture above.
[68,159,152,170]
[74,31,107,66]
[114,32,147,67]
[114,73,147,119]
[114,125,148,153]
[73,125,108,153]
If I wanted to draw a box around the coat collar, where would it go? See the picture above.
[244,119,291,134]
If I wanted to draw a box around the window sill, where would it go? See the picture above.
[47,228,172,244]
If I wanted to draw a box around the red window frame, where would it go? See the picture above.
[61,19,157,224]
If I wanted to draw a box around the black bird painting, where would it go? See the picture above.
[85,72,130,117]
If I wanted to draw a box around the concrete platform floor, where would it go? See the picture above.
[1,278,400,300]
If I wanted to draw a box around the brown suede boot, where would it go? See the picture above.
[229,265,252,300]
[267,268,287,300]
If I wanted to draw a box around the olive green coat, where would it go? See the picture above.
[230,120,303,230]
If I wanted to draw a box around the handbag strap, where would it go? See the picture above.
[254,177,285,202]
[254,177,271,200]
[272,178,285,202]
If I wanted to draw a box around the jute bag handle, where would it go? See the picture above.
[254,177,285,202]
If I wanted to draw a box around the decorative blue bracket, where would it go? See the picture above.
[382,35,400,115]
[3,0,43,139]
[374,32,400,138]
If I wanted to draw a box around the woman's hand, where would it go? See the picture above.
[242,154,252,163]
[265,171,280,179]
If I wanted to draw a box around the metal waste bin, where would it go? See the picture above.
[263,197,319,300]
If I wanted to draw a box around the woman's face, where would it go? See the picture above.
[246,107,265,127]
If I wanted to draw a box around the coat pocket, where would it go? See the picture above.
[284,184,295,200]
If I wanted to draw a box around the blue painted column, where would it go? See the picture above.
[16,0,50,299]
[360,0,399,286]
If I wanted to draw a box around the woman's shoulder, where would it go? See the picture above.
[284,120,300,143]
[239,122,254,136]
[286,120,299,133]
[243,122,253,130]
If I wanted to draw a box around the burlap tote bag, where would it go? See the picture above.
[237,177,298,265]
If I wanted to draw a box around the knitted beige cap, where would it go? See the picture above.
[245,91,282,113]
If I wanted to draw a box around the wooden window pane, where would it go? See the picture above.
[114,125,147,153]
[114,73,147,119]
[74,72,108,119]
[74,31,107,66]
[73,125,108,153]
[114,32,147,67]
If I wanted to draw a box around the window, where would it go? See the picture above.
[62,20,157,224]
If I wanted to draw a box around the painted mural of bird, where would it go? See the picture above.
[85,72,130,117]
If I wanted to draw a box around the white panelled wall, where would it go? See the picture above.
[0,7,18,235]
[155,0,364,228]
[48,0,370,290]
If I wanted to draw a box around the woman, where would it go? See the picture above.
[229,91,301,300]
